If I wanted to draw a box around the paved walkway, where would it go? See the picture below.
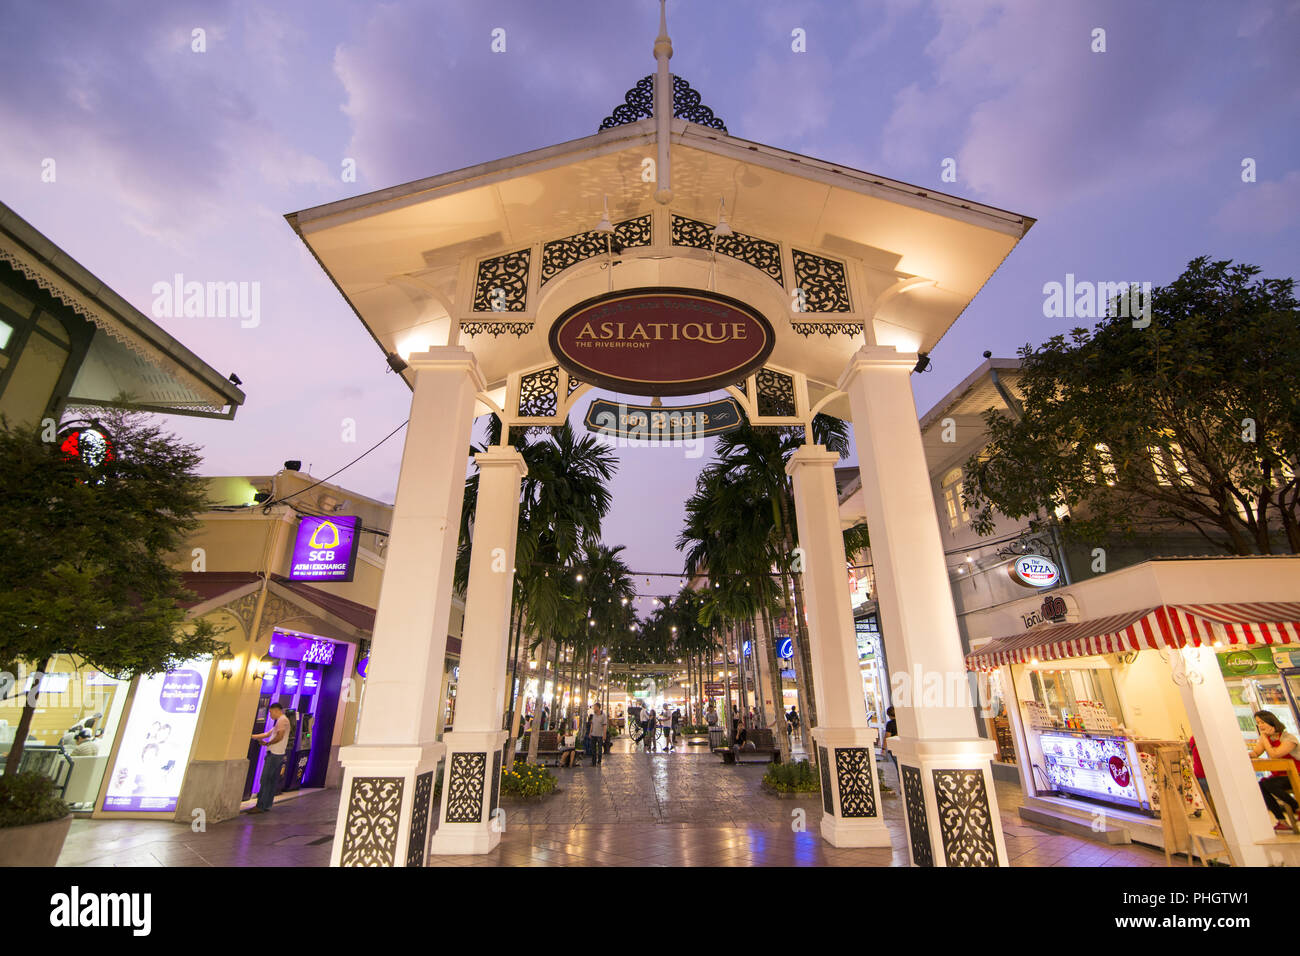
[59,740,1180,867]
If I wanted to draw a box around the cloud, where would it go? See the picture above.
[874,0,1300,212]
[1212,169,1300,235]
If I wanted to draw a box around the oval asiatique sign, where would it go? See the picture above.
[1008,554,1061,589]
[548,287,776,396]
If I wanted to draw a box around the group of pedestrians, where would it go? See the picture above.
[633,700,682,753]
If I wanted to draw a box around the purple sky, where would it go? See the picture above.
[3,1,1297,608]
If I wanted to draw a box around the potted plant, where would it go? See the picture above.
[0,772,72,866]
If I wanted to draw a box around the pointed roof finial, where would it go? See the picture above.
[654,0,672,60]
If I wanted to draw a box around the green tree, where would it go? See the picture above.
[0,410,225,772]
[455,420,619,758]
[963,258,1300,555]
[682,417,868,746]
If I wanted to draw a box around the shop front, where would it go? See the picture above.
[965,556,1300,866]
[0,656,132,811]
[854,610,889,743]
[243,629,354,802]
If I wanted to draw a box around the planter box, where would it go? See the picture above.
[0,814,72,867]
[760,783,819,800]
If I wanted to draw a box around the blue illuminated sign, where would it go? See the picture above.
[779,638,793,659]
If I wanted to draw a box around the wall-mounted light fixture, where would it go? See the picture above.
[254,653,276,680]
[217,652,236,680]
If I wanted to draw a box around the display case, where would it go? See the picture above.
[1037,730,1150,809]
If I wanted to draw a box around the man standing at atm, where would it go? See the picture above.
[246,702,290,814]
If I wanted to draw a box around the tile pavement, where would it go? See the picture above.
[58,739,1182,867]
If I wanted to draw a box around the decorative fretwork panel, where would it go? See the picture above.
[473,249,531,313]
[461,321,533,338]
[540,216,652,286]
[406,771,432,867]
[791,249,851,313]
[834,748,878,818]
[933,768,999,867]
[446,752,487,824]
[818,746,833,815]
[901,765,934,867]
[756,368,796,418]
[489,749,502,819]
[791,322,865,337]
[566,373,583,396]
[599,74,727,133]
[339,776,404,867]
[669,216,783,286]
[518,366,560,419]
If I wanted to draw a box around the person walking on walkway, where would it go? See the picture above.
[589,704,608,767]
[670,706,682,752]
[247,702,290,814]
[644,704,657,753]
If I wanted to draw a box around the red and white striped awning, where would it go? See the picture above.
[966,602,1300,670]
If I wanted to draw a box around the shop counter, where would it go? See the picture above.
[1036,729,1151,810]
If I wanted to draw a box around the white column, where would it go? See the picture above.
[1172,646,1277,866]
[329,347,482,867]
[786,444,891,847]
[839,346,1007,867]
[429,445,527,855]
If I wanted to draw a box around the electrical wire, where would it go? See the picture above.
[265,419,409,509]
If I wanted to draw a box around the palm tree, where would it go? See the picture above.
[454,419,618,762]
[681,417,870,758]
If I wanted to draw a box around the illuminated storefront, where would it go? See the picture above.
[966,556,1300,865]
[0,657,132,810]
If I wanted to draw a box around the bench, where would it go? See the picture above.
[518,731,584,767]
[715,727,779,764]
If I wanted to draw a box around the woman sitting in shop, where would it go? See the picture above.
[1247,710,1300,832]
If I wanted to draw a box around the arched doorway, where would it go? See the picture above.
[288,30,1032,866]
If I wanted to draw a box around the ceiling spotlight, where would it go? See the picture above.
[252,491,272,504]
[228,372,242,386]
[982,350,992,359]
[713,197,734,238]
[913,352,932,374]
[386,352,409,374]
[283,460,302,472]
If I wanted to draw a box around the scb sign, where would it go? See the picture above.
[290,515,362,582]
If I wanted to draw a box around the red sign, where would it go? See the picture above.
[549,288,776,396]
[1107,755,1131,787]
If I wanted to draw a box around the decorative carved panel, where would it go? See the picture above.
[756,368,796,418]
[540,216,652,286]
[791,249,852,313]
[669,215,783,286]
[791,322,865,337]
[518,366,560,419]
[339,776,404,867]
[834,748,877,818]
[446,752,487,824]
[406,771,432,867]
[489,749,502,819]
[472,249,530,313]
[933,768,999,867]
[566,373,583,396]
[460,321,533,338]
[599,74,726,133]
[818,746,833,815]
[901,765,933,867]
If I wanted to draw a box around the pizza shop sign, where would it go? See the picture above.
[1008,554,1061,589]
